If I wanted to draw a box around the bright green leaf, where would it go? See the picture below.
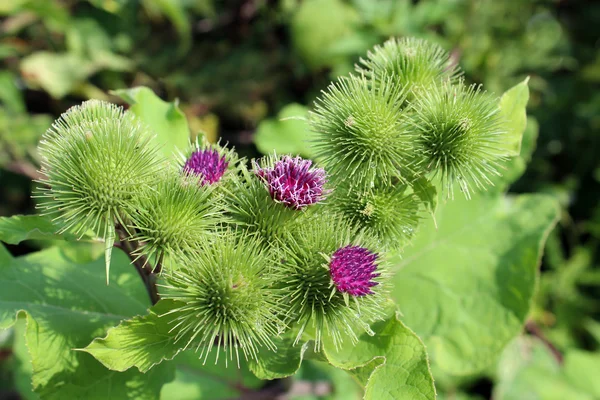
[391,193,559,375]
[563,350,600,397]
[323,310,436,400]
[494,337,595,400]
[489,117,539,192]
[20,52,96,99]
[498,77,530,156]
[0,247,174,399]
[0,214,85,244]
[248,333,310,379]
[254,104,315,158]
[81,299,186,372]
[291,0,360,70]
[112,87,190,160]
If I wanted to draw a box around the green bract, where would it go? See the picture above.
[310,74,415,186]
[128,172,223,269]
[357,37,461,99]
[275,215,388,350]
[37,100,163,281]
[329,182,421,249]
[160,234,282,365]
[38,100,162,236]
[411,81,507,197]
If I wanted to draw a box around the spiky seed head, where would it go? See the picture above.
[329,245,380,296]
[179,137,238,186]
[357,37,461,99]
[275,215,387,350]
[310,74,416,186]
[411,81,507,198]
[331,182,420,249]
[128,172,224,269]
[160,235,282,366]
[254,155,327,210]
[37,100,162,237]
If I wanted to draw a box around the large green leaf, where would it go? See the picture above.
[494,337,598,400]
[20,52,96,99]
[81,299,186,372]
[0,214,83,244]
[323,311,436,400]
[391,193,559,375]
[0,245,174,399]
[112,86,190,160]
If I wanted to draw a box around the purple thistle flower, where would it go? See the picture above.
[255,156,326,210]
[329,246,380,297]
[184,149,228,185]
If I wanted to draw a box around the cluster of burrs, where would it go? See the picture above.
[37,37,513,365]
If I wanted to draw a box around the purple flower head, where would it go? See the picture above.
[255,156,326,210]
[329,246,380,297]
[183,149,228,185]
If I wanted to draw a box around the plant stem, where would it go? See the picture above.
[115,224,160,305]
[525,320,563,364]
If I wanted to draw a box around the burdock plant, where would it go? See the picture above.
[34,36,525,398]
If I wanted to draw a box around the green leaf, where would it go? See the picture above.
[20,52,96,99]
[563,350,600,397]
[254,104,316,158]
[0,246,174,399]
[291,0,360,70]
[494,337,597,400]
[81,299,186,372]
[160,349,263,400]
[498,77,530,156]
[112,87,190,160]
[12,318,40,400]
[391,193,560,375]
[0,70,25,113]
[248,333,310,379]
[411,175,438,215]
[323,310,436,400]
[489,117,539,191]
[0,214,84,244]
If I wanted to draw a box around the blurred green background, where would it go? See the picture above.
[0,0,599,399]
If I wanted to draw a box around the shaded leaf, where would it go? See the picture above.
[160,349,263,400]
[0,246,174,399]
[248,333,311,380]
[494,336,597,400]
[0,214,84,244]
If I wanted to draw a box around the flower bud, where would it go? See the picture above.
[357,37,460,99]
[161,235,282,365]
[128,172,224,269]
[310,75,416,186]
[275,216,387,350]
[411,81,506,197]
[331,182,420,249]
[38,100,162,236]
